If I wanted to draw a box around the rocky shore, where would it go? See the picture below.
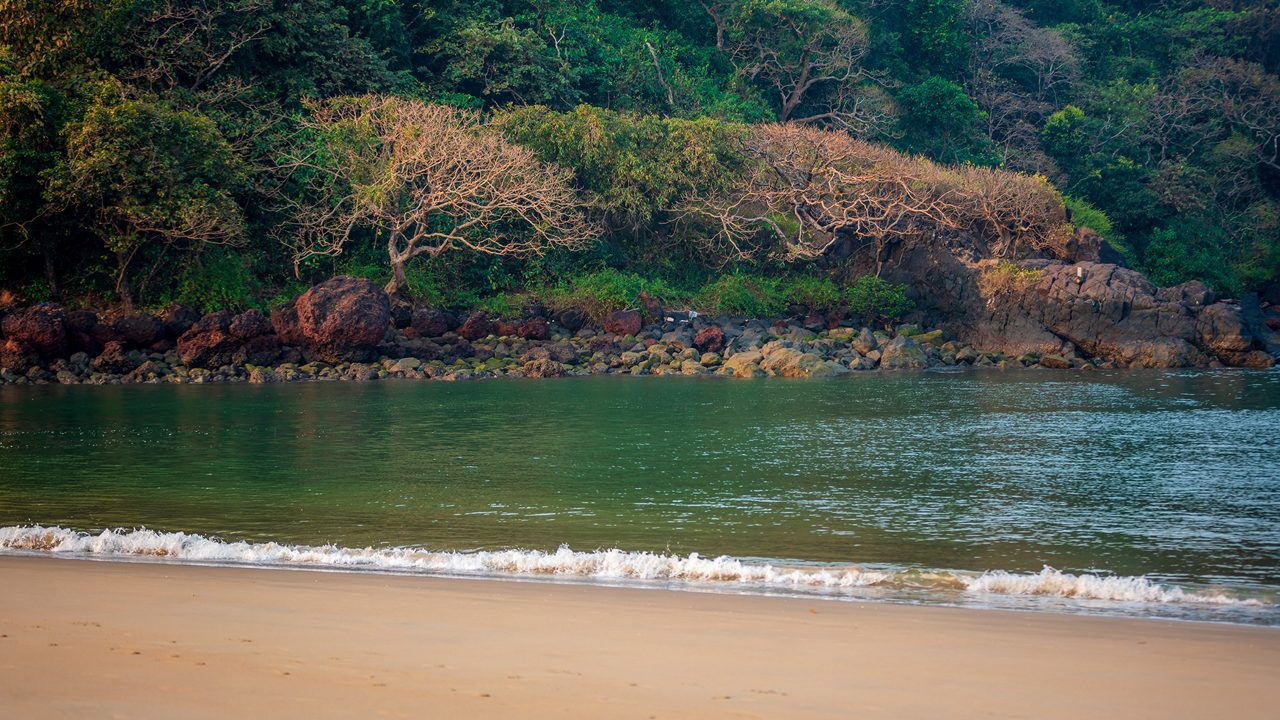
[1,273,1276,387]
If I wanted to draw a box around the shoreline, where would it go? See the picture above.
[2,556,1278,719]
[3,525,1277,628]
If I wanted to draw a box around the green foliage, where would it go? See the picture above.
[1143,224,1238,295]
[44,84,246,304]
[545,268,687,318]
[897,76,992,163]
[165,246,258,313]
[896,0,970,75]
[477,292,525,319]
[1,0,1277,309]
[694,273,786,317]
[1063,195,1132,263]
[496,105,747,229]
[778,276,843,312]
[845,275,913,326]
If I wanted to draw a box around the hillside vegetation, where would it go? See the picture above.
[1,0,1276,313]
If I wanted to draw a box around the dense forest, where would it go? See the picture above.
[1,0,1277,314]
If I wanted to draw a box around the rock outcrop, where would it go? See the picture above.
[885,243,1274,368]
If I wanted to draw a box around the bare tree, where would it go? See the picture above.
[680,123,1071,267]
[279,96,596,297]
[679,123,957,265]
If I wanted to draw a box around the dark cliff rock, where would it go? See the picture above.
[885,241,1274,368]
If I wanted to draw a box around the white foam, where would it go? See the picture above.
[0,525,891,588]
[963,566,1261,605]
[0,526,1264,608]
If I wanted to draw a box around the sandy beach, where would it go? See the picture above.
[0,556,1277,719]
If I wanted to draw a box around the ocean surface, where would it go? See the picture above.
[1,370,1278,625]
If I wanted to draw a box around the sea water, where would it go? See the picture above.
[1,370,1277,624]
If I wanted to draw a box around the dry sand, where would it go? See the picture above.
[1,555,1277,719]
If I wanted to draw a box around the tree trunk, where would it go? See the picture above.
[385,256,408,298]
[42,248,59,299]
[115,251,134,311]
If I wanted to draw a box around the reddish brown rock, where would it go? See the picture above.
[495,320,519,338]
[91,341,143,374]
[177,328,240,368]
[458,312,496,341]
[270,302,304,346]
[0,338,36,372]
[229,309,271,340]
[603,310,642,337]
[65,310,102,356]
[273,276,391,361]
[638,291,663,321]
[693,326,726,353]
[515,317,550,341]
[1,306,66,359]
[190,310,232,336]
[65,310,99,334]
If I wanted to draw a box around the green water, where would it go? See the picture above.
[2,370,1278,622]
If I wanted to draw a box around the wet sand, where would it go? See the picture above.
[1,555,1277,719]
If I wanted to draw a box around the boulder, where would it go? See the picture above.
[556,308,587,332]
[1157,281,1215,307]
[91,341,143,374]
[190,310,232,336]
[273,276,391,361]
[604,310,643,337]
[0,338,37,372]
[161,304,202,339]
[1039,354,1072,369]
[1,306,66,359]
[458,312,496,341]
[851,328,878,355]
[176,323,241,368]
[637,291,663,321]
[270,302,305,347]
[411,308,454,338]
[234,334,283,366]
[65,310,99,334]
[692,326,726,354]
[522,358,565,378]
[113,314,164,348]
[390,301,413,329]
[515,316,550,341]
[879,336,930,369]
[65,310,102,356]
[229,309,271,340]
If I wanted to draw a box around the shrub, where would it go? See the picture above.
[976,260,1045,299]
[477,293,525,318]
[779,276,843,312]
[846,275,914,326]
[1064,195,1133,262]
[694,273,786,317]
[167,248,257,313]
[544,268,686,319]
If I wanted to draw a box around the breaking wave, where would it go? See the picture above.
[0,525,1266,609]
